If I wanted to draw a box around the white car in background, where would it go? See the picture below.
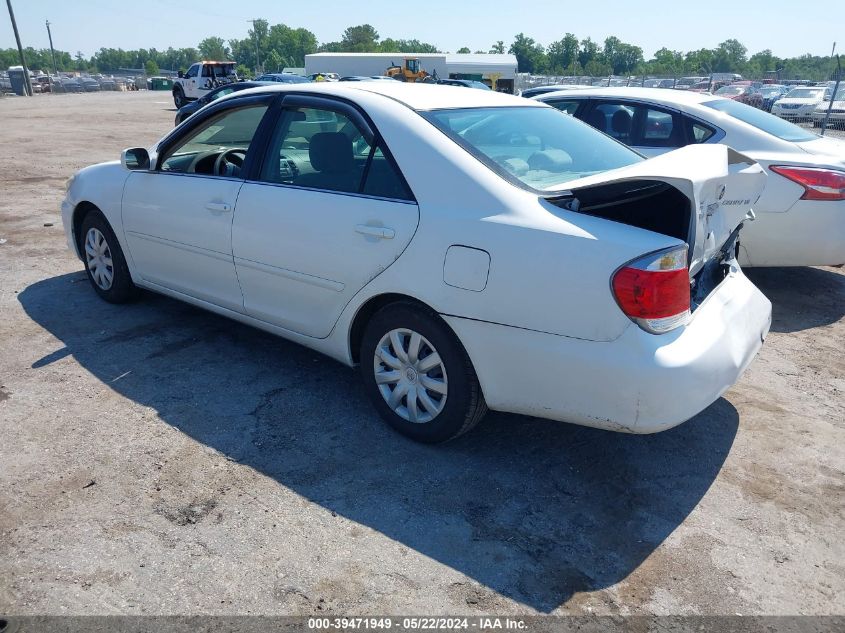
[811,86,845,128]
[771,86,832,122]
[61,83,770,442]
[533,87,845,267]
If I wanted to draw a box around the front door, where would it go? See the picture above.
[232,96,420,338]
[122,99,272,312]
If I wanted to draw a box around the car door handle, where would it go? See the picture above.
[355,225,395,239]
[205,202,232,212]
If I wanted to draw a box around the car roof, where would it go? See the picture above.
[534,86,719,106]
[230,81,541,110]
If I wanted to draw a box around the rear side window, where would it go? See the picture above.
[586,102,683,148]
[686,118,716,143]
[259,106,412,200]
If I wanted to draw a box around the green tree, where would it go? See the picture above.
[509,33,546,73]
[456,47,471,54]
[489,41,505,54]
[198,37,230,60]
[712,39,747,72]
[578,37,600,69]
[547,33,579,73]
[144,59,160,76]
[341,24,380,52]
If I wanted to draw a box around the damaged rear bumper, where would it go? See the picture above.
[444,265,772,433]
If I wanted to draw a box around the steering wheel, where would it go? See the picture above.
[214,149,247,177]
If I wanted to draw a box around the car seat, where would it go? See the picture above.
[295,132,359,193]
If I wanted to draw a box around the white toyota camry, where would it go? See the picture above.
[61,82,771,443]
[533,87,845,267]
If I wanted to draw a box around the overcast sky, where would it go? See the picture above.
[1,0,839,60]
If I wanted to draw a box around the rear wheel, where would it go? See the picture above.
[360,303,487,443]
[79,210,137,304]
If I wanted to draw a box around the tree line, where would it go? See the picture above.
[0,22,839,81]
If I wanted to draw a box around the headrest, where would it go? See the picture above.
[309,132,354,173]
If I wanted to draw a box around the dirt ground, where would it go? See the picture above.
[0,91,843,617]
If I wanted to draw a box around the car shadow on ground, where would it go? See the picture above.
[745,266,845,333]
[20,273,740,613]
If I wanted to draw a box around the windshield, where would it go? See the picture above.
[715,86,744,96]
[704,98,817,142]
[785,88,824,99]
[761,88,784,97]
[422,106,642,191]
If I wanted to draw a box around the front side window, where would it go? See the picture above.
[160,104,269,176]
[259,105,412,200]
[185,64,199,79]
[422,106,642,192]
[209,86,236,102]
[547,99,581,115]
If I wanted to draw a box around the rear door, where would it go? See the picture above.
[232,95,420,338]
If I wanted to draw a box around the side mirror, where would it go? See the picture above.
[121,147,150,171]
[177,70,184,78]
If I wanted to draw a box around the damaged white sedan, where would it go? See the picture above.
[61,82,771,442]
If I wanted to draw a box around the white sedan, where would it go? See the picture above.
[771,86,832,122]
[61,83,770,442]
[533,87,845,267]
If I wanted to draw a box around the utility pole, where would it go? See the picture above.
[5,0,33,95]
[248,19,261,74]
[821,43,840,137]
[45,20,59,77]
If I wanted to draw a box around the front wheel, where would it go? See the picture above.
[360,303,487,443]
[173,87,186,108]
[79,210,137,304]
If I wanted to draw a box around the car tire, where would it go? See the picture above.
[360,302,487,443]
[79,209,138,304]
[173,87,185,108]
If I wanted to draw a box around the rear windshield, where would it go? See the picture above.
[421,106,642,192]
[703,98,817,142]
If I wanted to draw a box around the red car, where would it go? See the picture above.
[714,84,764,109]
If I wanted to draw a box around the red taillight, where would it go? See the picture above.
[612,246,690,334]
[770,166,845,201]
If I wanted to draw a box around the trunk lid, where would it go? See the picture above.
[795,134,845,163]
[546,144,766,276]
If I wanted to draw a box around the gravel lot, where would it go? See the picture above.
[0,91,843,617]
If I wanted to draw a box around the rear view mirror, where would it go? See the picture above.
[121,147,150,171]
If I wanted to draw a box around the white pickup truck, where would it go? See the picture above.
[172,61,239,107]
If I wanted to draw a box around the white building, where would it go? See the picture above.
[304,53,518,92]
